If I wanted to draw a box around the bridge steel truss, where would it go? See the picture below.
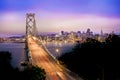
[26,13,37,38]
[24,13,81,80]
[25,13,37,66]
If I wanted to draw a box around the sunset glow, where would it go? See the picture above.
[0,0,120,35]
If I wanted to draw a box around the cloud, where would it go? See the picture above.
[0,0,120,17]
[0,0,120,34]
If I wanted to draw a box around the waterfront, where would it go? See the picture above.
[44,41,76,58]
[0,43,26,68]
[0,42,75,68]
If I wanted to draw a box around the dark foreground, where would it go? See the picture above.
[59,34,120,80]
[0,51,46,80]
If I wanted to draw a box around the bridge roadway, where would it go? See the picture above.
[27,36,82,80]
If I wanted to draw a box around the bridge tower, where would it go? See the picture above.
[25,13,37,65]
[26,13,37,38]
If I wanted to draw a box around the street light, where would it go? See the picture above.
[56,48,59,53]
[55,48,61,58]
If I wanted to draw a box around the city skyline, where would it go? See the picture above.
[0,0,120,36]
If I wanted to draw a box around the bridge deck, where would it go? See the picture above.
[28,37,81,80]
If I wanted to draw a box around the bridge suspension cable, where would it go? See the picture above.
[25,13,81,80]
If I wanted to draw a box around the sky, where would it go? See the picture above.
[0,0,120,36]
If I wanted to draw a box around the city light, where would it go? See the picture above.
[0,0,120,80]
[55,48,59,53]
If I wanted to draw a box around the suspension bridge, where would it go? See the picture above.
[25,13,82,80]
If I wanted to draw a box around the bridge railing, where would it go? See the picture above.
[63,67,82,80]
[25,35,34,66]
[35,36,59,63]
[32,36,82,80]
[40,41,82,80]
[42,43,82,80]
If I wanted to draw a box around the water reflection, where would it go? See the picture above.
[45,41,76,58]
[55,48,60,53]
[0,42,75,68]
[0,43,26,68]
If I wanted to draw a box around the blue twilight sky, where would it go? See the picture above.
[0,0,120,36]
